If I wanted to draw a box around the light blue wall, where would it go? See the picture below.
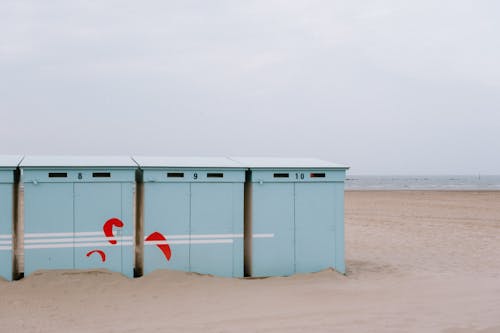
[142,168,245,277]
[24,182,74,273]
[0,170,14,281]
[249,168,346,277]
[144,182,190,273]
[22,167,135,278]
[251,182,295,277]
[295,182,336,273]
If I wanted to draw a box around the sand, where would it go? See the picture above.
[1,191,499,332]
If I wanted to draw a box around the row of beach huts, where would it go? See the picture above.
[0,155,348,281]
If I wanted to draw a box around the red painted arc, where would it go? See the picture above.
[146,232,172,261]
[86,249,106,262]
[103,217,124,245]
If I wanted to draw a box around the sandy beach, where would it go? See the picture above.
[1,191,499,333]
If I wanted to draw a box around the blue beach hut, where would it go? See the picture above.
[232,157,349,277]
[20,156,137,277]
[134,156,245,278]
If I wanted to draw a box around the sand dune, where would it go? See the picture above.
[1,191,499,332]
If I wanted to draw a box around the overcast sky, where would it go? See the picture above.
[1,1,499,174]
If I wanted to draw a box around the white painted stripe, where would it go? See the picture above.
[151,234,189,239]
[190,234,243,239]
[253,233,275,238]
[0,234,12,239]
[25,238,235,249]
[145,239,233,245]
[144,233,243,240]
[0,240,12,245]
[21,233,273,247]
[0,246,11,250]
[25,232,258,240]
[25,238,74,244]
[25,232,103,238]
[24,236,134,244]
[186,239,233,244]
[25,242,134,249]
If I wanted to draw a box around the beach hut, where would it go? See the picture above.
[20,156,137,278]
[134,157,245,277]
[232,157,349,277]
[0,155,22,281]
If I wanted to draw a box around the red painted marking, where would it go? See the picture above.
[146,232,171,261]
[86,249,106,262]
[103,218,124,245]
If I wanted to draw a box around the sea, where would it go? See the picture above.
[345,175,500,190]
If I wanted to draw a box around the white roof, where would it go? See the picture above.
[20,155,137,167]
[230,157,349,169]
[0,155,23,167]
[133,156,243,168]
